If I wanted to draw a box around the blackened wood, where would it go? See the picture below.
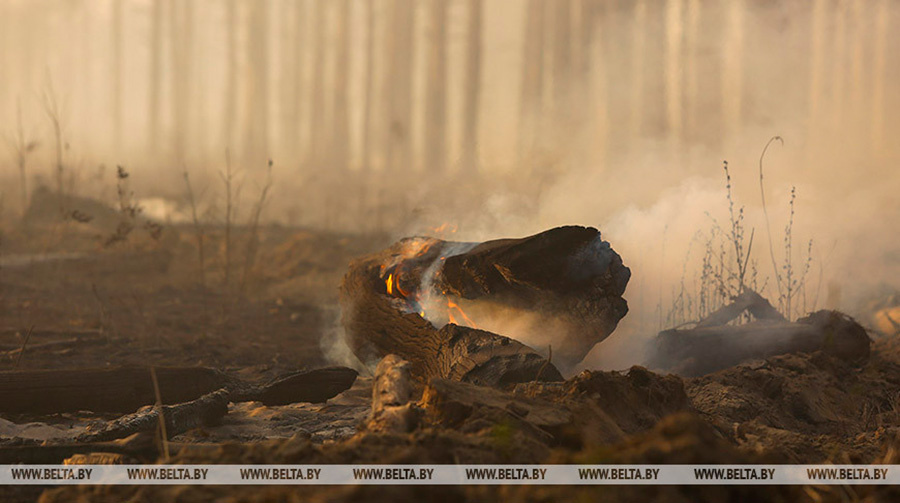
[695,289,785,328]
[240,367,359,406]
[76,389,229,442]
[436,226,630,369]
[340,226,629,376]
[0,366,357,415]
[649,310,871,376]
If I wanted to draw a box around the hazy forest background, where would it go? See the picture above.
[1,0,898,368]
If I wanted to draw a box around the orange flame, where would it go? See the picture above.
[386,273,394,295]
[447,299,477,328]
[430,223,458,235]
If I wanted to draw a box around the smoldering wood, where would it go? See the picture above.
[234,367,360,406]
[341,255,563,386]
[367,355,418,433]
[76,389,229,443]
[372,355,415,411]
[694,289,785,328]
[0,366,357,415]
[437,226,630,369]
[649,310,871,377]
[340,226,629,378]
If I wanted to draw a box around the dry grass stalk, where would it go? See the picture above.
[4,99,38,212]
[182,167,206,290]
[239,159,274,294]
[149,367,171,461]
[13,325,35,369]
[41,78,66,212]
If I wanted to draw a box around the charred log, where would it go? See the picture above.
[340,226,629,380]
[649,310,871,377]
[235,367,360,406]
[76,389,229,442]
[694,289,785,328]
[0,366,357,415]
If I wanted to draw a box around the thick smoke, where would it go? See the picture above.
[1,1,897,372]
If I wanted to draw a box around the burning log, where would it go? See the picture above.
[340,226,630,381]
[0,366,357,414]
[649,308,871,377]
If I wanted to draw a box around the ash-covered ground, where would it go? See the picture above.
[0,207,898,503]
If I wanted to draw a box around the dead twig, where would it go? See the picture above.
[13,325,35,368]
[759,135,785,304]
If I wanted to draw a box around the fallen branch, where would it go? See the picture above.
[695,289,785,328]
[76,389,229,443]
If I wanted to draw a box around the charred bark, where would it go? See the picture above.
[238,367,360,406]
[76,389,229,442]
[367,355,419,433]
[649,310,871,376]
[340,226,630,380]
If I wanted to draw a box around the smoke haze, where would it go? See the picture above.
[1,0,898,371]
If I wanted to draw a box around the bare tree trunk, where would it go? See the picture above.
[193,8,209,162]
[721,0,743,142]
[517,0,545,165]
[575,0,595,91]
[871,0,888,152]
[460,0,482,174]
[332,0,352,172]
[308,0,327,168]
[360,0,376,172]
[386,0,415,172]
[281,0,304,161]
[685,0,699,140]
[424,0,448,174]
[550,0,571,123]
[629,0,646,140]
[0,3,7,126]
[245,1,269,163]
[223,0,238,152]
[573,0,596,144]
[111,0,123,154]
[665,0,683,142]
[148,0,163,154]
[169,0,193,161]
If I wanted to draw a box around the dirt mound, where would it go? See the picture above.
[688,350,900,461]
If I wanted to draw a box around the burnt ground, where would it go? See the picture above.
[1,218,899,503]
